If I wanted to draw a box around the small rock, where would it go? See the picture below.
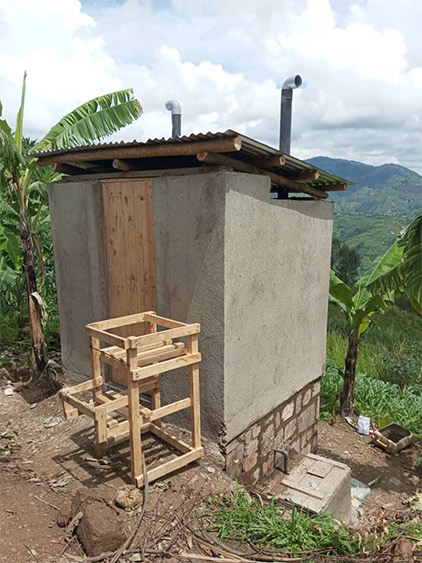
[56,503,71,527]
[206,466,216,474]
[115,485,143,510]
[4,387,14,396]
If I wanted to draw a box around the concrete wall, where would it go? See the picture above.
[153,173,227,439]
[152,171,333,443]
[223,174,333,441]
[48,181,108,381]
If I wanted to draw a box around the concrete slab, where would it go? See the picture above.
[269,453,351,523]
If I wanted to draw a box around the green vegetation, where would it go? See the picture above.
[307,156,422,216]
[208,489,422,559]
[0,71,142,378]
[329,215,421,416]
[327,304,421,389]
[331,238,361,286]
[321,360,422,435]
[333,214,408,272]
[209,490,359,556]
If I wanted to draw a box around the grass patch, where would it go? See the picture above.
[207,490,422,559]
[321,361,422,435]
[208,490,359,556]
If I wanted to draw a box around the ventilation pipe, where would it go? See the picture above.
[165,99,182,137]
[279,75,302,154]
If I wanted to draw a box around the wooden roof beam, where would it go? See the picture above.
[249,155,286,168]
[197,152,328,199]
[290,169,320,181]
[112,159,135,171]
[322,183,348,191]
[52,162,87,175]
[37,136,243,166]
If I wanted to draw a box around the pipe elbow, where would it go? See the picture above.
[282,75,302,90]
[165,99,182,116]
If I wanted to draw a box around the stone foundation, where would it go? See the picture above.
[224,379,320,485]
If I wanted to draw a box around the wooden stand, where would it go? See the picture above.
[59,312,203,486]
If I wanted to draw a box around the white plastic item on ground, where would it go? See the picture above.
[4,387,14,396]
[357,415,370,436]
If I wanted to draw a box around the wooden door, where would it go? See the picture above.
[102,179,156,385]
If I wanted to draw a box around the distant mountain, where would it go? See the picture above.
[306,156,422,216]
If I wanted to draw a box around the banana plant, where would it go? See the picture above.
[329,215,421,416]
[0,72,142,380]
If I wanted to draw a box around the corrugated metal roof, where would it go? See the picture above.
[33,129,351,188]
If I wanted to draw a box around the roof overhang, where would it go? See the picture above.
[33,130,352,199]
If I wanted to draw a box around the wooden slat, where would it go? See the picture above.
[85,326,128,349]
[37,137,243,166]
[128,324,200,349]
[137,344,186,367]
[107,421,151,446]
[149,424,192,454]
[149,398,191,421]
[59,376,102,395]
[132,352,201,380]
[135,448,203,487]
[87,313,147,331]
[197,152,329,199]
[143,313,187,329]
[61,393,97,419]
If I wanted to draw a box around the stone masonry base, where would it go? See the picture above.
[224,379,320,485]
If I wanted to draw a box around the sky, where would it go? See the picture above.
[0,0,421,173]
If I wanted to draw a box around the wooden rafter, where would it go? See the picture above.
[37,136,243,166]
[197,151,329,199]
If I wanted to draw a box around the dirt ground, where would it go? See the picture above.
[0,373,420,562]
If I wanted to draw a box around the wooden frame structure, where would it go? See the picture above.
[59,312,203,486]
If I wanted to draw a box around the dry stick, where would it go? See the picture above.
[109,457,149,563]
[33,495,59,511]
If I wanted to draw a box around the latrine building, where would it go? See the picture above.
[36,131,350,484]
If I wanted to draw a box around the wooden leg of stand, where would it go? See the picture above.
[90,336,102,406]
[188,334,201,449]
[151,383,161,428]
[95,406,107,458]
[127,349,144,484]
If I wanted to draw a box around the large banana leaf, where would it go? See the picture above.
[34,89,142,152]
[14,71,27,153]
[0,129,25,169]
[329,270,354,314]
[365,215,421,313]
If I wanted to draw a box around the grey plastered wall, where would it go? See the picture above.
[153,171,333,443]
[223,174,334,442]
[48,180,108,382]
[153,173,226,439]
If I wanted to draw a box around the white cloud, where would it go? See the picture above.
[0,0,421,174]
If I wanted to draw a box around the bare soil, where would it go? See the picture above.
[0,372,420,562]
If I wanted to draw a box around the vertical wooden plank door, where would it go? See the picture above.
[102,178,156,383]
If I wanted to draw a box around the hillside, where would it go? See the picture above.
[307,156,422,216]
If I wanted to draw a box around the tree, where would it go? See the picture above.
[329,215,421,416]
[0,72,142,380]
[331,238,361,287]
